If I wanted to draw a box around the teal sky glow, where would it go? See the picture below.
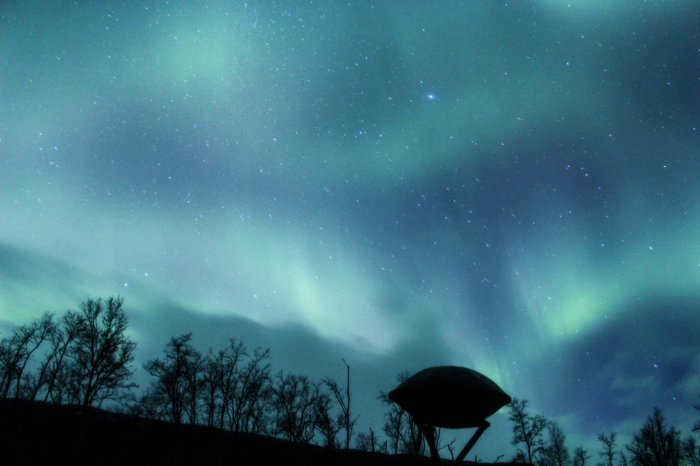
[2,0,699,458]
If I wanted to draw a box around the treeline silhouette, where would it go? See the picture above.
[1,296,699,465]
[136,331,356,448]
[507,398,700,466]
[0,296,136,411]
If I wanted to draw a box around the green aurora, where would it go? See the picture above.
[1,0,699,458]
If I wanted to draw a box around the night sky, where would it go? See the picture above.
[2,0,700,459]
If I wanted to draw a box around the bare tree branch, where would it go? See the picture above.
[508,397,548,464]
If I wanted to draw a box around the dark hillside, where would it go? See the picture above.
[0,399,525,465]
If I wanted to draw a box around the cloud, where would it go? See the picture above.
[0,244,86,327]
[554,295,700,428]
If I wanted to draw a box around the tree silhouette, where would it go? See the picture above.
[597,432,619,466]
[682,436,700,466]
[508,397,548,464]
[313,388,341,448]
[143,333,202,424]
[324,359,358,449]
[199,338,252,430]
[270,371,322,444]
[626,407,682,466]
[182,345,205,425]
[31,311,80,403]
[573,446,591,466]
[143,334,274,434]
[379,370,424,456]
[356,427,385,453]
[0,312,54,399]
[200,345,228,428]
[65,296,137,411]
[542,420,570,466]
[226,345,272,434]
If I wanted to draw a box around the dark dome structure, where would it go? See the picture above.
[387,366,512,464]
[388,366,511,428]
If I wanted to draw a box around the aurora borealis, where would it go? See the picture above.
[1,0,699,458]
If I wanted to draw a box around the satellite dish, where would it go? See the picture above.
[387,366,512,465]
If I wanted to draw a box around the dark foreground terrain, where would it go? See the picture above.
[1,399,525,465]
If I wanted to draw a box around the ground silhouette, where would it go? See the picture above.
[1,398,527,465]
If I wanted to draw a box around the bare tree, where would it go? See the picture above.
[314,390,341,448]
[143,333,201,424]
[270,371,321,444]
[182,348,204,425]
[379,389,403,455]
[228,345,272,434]
[324,359,358,449]
[379,370,424,456]
[29,311,80,403]
[0,312,54,399]
[199,338,248,429]
[626,408,682,466]
[597,432,618,466]
[542,420,570,466]
[63,296,137,411]
[356,427,381,453]
[508,397,548,464]
[201,347,226,428]
[682,436,700,466]
[433,427,457,461]
[620,452,629,466]
[573,446,591,466]
[146,334,272,434]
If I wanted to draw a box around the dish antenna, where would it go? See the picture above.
[388,366,511,464]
